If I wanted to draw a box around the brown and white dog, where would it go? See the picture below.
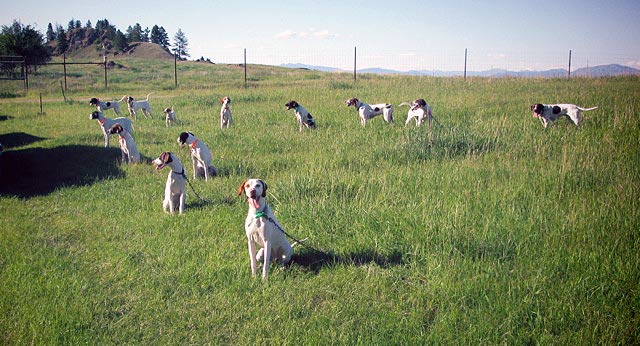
[124,93,153,120]
[163,107,178,127]
[153,152,187,214]
[89,111,134,148]
[531,103,598,128]
[238,178,295,278]
[402,98,433,127]
[108,123,140,163]
[285,100,317,131]
[177,132,217,181]
[89,96,125,116]
[220,96,233,129]
[346,97,394,126]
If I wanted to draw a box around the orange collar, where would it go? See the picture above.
[118,135,125,141]
[99,118,106,125]
[189,139,199,149]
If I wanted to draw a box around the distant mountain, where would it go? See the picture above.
[280,63,640,78]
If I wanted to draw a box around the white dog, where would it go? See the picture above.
[346,97,393,126]
[89,96,125,116]
[531,103,598,128]
[238,178,295,278]
[108,123,140,163]
[124,93,153,120]
[220,96,233,129]
[402,98,433,127]
[177,132,218,181]
[153,151,187,214]
[163,107,178,127]
[89,111,134,148]
[285,100,317,131]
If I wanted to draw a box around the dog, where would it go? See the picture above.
[177,132,218,181]
[163,107,178,127]
[152,151,187,214]
[89,96,125,116]
[89,111,134,148]
[220,97,233,129]
[285,100,317,131]
[346,97,393,126]
[108,123,140,163]
[124,93,153,120]
[401,98,433,127]
[238,178,295,278]
[531,103,598,128]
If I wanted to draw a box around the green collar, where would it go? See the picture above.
[255,211,265,218]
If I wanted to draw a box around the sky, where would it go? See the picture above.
[2,0,640,71]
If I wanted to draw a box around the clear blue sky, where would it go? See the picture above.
[2,0,639,71]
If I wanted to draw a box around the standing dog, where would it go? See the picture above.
[402,98,433,127]
[346,97,394,126]
[89,111,134,148]
[220,96,233,129]
[108,123,140,163]
[163,107,178,127]
[238,178,295,278]
[124,93,153,120]
[177,132,217,181]
[285,100,317,131]
[89,96,125,116]
[153,151,187,214]
[531,103,598,128]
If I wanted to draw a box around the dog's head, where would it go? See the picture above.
[238,179,268,208]
[531,103,544,117]
[89,111,103,120]
[412,98,427,111]
[125,96,134,104]
[108,123,124,135]
[89,98,99,106]
[285,100,299,110]
[153,151,175,171]
[221,96,231,105]
[177,131,195,147]
[164,108,173,114]
[346,98,359,107]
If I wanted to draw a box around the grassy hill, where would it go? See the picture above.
[0,60,639,344]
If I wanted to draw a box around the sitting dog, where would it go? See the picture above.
[108,123,140,163]
[285,100,317,131]
[152,151,187,214]
[89,96,125,116]
[346,97,393,126]
[124,93,153,120]
[402,98,433,127]
[531,103,598,128]
[177,132,218,181]
[220,96,233,129]
[89,111,134,148]
[163,107,178,127]
[238,178,295,278]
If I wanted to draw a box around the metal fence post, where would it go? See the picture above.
[568,50,572,79]
[354,46,357,81]
[464,48,468,80]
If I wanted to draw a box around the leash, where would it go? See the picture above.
[256,209,331,256]
[176,169,211,204]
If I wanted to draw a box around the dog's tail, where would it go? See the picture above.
[291,238,308,248]
[145,92,154,101]
[116,95,127,103]
[398,102,412,107]
[577,106,598,112]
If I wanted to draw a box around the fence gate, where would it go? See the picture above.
[0,56,27,90]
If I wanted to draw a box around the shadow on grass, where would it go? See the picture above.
[0,132,46,148]
[292,248,404,274]
[0,144,124,198]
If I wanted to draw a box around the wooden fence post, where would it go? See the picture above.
[354,46,357,81]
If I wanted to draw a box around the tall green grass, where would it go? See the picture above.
[0,58,638,344]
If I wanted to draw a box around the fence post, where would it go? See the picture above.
[244,48,247,88]
[63,54,67,91]
[464,48,468,80]
[174,52,178,87]
[354,46,357,81]
[567,50,572,79]
[103,56,108,89]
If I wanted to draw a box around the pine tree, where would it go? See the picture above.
[113,30,128,51]
[56,27,68,54]
[150,25,170,51]
[46,23,55,42]
[86,20,92,28]
[172,29,189,60]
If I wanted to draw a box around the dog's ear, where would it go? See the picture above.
[237,179,248,196]
[178,132,189,144]
[160,151,172,163]
[220,98,224,104]
[260,180,268,197]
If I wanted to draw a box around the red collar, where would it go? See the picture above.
[118,135,125,141]
[99,118,106,125]
[189,139,199,149]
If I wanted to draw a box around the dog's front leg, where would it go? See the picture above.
[262,240,271,278]
[192,158,198,180]
[248,240,258,276]
[178,192,185,214]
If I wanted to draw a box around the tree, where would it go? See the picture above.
[67,19,75,31]
[126,23,143,42]
[150,25,170,51]
[113,30,128,51]
[86,20,92,28]
[75,20,81,29]
[56,27,68,54]
[46,23,55,42]
[172,28,189,60]
[0,20,51,71]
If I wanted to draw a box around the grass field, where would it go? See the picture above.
[1,57,639,344]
